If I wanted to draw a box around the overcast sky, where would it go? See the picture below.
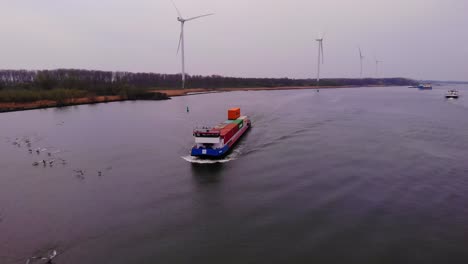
[1,0,467,81]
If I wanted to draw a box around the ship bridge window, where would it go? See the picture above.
[196,133,220,138]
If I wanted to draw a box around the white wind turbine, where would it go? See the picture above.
[359,47,365,78]
[315,34,325,87]
[172,1,214,89]
[375,57,383,78]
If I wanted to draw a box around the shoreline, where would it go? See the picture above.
[155,85,387,97]
[0,96,125,113]
[0,85,393,113]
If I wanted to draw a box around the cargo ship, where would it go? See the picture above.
[191,108,251,158]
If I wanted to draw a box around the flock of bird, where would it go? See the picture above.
[4,119,120,263]
[6,135,113,263]
[171,1,384,89]
[11,137,68,170]
[5,134,114,264]
[9,129,110,180]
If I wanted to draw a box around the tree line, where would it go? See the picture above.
[0,69,417,92]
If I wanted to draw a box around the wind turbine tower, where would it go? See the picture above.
[172,1,214,89]
[315,35,325,87]
[375,58,383,78]
[359,47,365,78]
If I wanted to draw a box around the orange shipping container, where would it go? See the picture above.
[228,108,241,120]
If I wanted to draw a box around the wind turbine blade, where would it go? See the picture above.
[171,0,183,18]
[359,47,362,58]
[321,31,327,39]
[176,28,183,54]
[185,13,214,21]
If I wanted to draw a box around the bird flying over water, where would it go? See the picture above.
[26,250,58,264]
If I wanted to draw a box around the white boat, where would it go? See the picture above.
[445,90,459,99]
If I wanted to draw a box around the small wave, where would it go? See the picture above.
[181,155,234,164]
[181,147,243,164]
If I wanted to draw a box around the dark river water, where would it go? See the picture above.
[1,86,468,264]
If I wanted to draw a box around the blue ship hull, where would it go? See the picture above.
[191,144,231,158]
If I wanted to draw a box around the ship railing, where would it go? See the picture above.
[193,126,220,137]
[193,126,214,131]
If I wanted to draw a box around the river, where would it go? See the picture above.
[1,86,468,263]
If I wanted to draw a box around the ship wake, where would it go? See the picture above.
[181,147,242,164]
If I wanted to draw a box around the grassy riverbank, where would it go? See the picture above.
[0,88,169,112]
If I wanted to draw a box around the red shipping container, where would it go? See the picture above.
[221,123,239,142]
[221,123,238,134]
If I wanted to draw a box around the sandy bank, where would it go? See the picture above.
[155,85,373,97]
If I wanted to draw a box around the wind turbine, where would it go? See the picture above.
[315,34,325,87]
[172,1,214,89]
[375,58,383,78]
[359,47,364,78]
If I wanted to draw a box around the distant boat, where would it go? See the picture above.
[445,90,459,99]
[418,84,432,90]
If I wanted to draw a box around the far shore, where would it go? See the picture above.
[0,85,394,113]
[155,85,386,97]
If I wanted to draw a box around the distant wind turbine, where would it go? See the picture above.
[315,33,325,87]
[375,58,383,78]
[171,1,214,89]
[359,47,364,78]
